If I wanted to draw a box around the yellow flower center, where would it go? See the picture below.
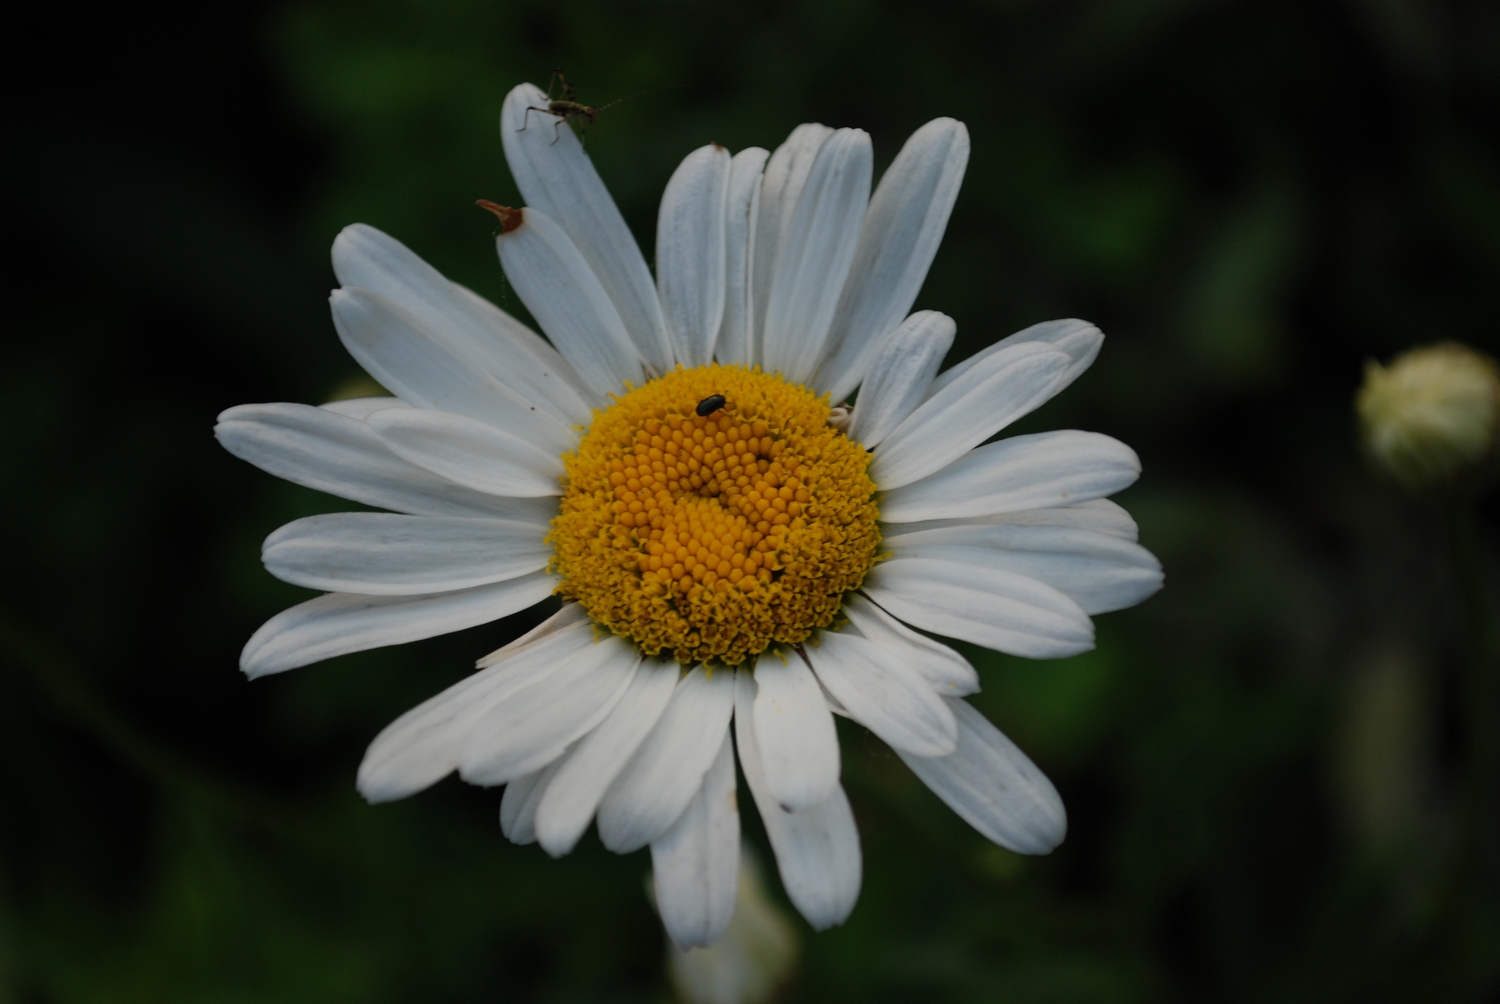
[550,364,881,666]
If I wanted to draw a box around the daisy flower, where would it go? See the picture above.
[216,81,1162,949]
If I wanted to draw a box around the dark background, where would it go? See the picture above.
[4,0,1498,1000]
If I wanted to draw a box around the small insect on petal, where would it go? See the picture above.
[697,395,727,417]
[476,200,523,234]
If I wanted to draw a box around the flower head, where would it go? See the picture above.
[215,81,1163,949]
[1357,342,1500,489]
[551,363,881,666]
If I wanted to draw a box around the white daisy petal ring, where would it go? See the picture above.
[216,81,1163,950]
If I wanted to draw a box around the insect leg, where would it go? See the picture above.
[520,105,549,132]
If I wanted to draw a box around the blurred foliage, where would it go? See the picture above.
[4,0,1499,1001]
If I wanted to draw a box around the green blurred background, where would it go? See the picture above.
[4,0,1499,1000]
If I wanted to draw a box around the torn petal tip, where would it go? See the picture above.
[476,199,524,234]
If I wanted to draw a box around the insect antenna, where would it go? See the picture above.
[595,82,689,114]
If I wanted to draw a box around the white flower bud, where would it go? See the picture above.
[666,853,799,1004]
[1356,342,1500,489]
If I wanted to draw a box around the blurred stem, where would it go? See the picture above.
[0,610,310,843]
[1443,496,1500,903]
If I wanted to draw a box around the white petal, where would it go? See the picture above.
[821,685,850,718]
[452,283,602,413]
[216,403,554,520]
[715,147,768,367]
[863,558,1094,658]
[817,118,971,403]
[354,607,592,801]
[261,513,549,596]
[366,407,563,498]
[761,129,873,385]
[495,207,647,398]
[331,224,594,424]
[658,144,731,368]
[475,600,593,667]
[330,288,576,456]
[459,635,641,786]
[896,698,1066,855]
[242,571,557,679]
[501,83,672,375]
[879,430,1141,523]
[846,311,955,448]
[871,342,1072,490]
[841,592,978,696]
[650,731,741,950]
[885,523,1163,615]
[596,666,736,854]
[805,632,957,757]
[500,749,573,846]
[499,768,543,843]
[926,318,1103,404]
[534,656,680,857]
[751,124,833,364]
[751,653,841,812]
[733,668,861,930]
[883,498,1139,542]
[320,396,403,419]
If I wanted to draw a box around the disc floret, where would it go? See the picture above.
[550,364,881,666]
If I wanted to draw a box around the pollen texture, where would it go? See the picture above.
[550,364,881,666]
